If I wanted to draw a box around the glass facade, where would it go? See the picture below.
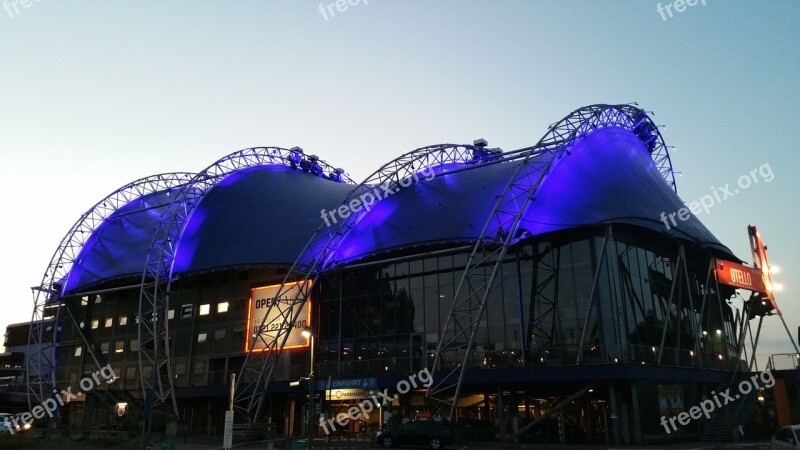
[313,228,738,379]
[50,226,744,443]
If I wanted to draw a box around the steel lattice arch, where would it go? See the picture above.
[426,104,675,418]
[26,172,196,411]
[233,142,499,420]
[234,104,678,422]
[138,146,354,425]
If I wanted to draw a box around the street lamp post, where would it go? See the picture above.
[301,328,315,450]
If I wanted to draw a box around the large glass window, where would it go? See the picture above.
[315,230,734,375]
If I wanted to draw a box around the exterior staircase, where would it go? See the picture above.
[700,379,758,442]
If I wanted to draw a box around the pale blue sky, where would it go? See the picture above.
[1,1,798,363]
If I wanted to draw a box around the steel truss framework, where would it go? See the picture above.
[528,242,560,362]
[233,143,495,421]
[233,104,677,424]
[457,222,770,442]
[26,172,196,414]
[574,227,745,369]
[698,226,800,441]
[137,147,353,424]
[517,224,754,371]
[426,104,676,420]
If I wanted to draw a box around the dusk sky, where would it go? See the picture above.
[1,1,798,366]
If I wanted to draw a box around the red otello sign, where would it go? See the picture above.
[714,259,767,293]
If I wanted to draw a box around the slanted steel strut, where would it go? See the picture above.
[427,105,677,421]
[138,148,352,425]
[233,144,494,421]
[26,172,194,414]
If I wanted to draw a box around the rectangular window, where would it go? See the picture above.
[119,315,128,326]
[168,309,175,320]
[130,339,139,352]
[94,295,102,304]
[115,341,124,353]
[217,302,229,313]
[197,332,208,343]
[125,366,136,380]
[214,329,226,340]
[104,317,113,328]
[181,304,193,319]
[91,320,99,329]
[80,296,89,306]
[192,360,206,374]
[74,346,82,357]
[100,342,110,354]
[199,304,210,316]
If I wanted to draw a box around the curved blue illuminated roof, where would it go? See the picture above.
[520,127,725,245]
[174,165,353,274]
[65,166,352,293]
[336,127,733,263]
[64,126,735,293]
[64,188,179,292]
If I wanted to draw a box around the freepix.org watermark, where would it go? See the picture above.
[3,0,44,18]
[3,365,117,434]
[660,162,774,231]
[318,0,367,21]
[656,0,707,21]
[318,367,432,435]
[660,368,775,434]
[320,167,436,228]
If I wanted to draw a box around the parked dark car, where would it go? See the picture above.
[771,425,800,449]
[375,420,455,449]
[0,413,31,434]
[455,419,495,441]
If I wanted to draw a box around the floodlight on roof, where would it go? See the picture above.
[288,147,304,168]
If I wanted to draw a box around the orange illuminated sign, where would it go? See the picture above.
[748,225,776,309]
[245,281,311,353]
[715,259,767,293]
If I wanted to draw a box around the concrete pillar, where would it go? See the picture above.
[631,381,642,444]
[497,385,506,442]
[620,401,630,444]
[484,392,491,422]
[608,382,620,445]
[585,394,593,441]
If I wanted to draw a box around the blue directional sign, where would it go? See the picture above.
[316,377,377,391]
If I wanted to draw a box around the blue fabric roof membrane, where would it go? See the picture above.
[174,165,353,274]
[65,166,353,293]
[63,188,179,293]
[65,127,736,293]
[334,127,734,264]
[517,127,731,251]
